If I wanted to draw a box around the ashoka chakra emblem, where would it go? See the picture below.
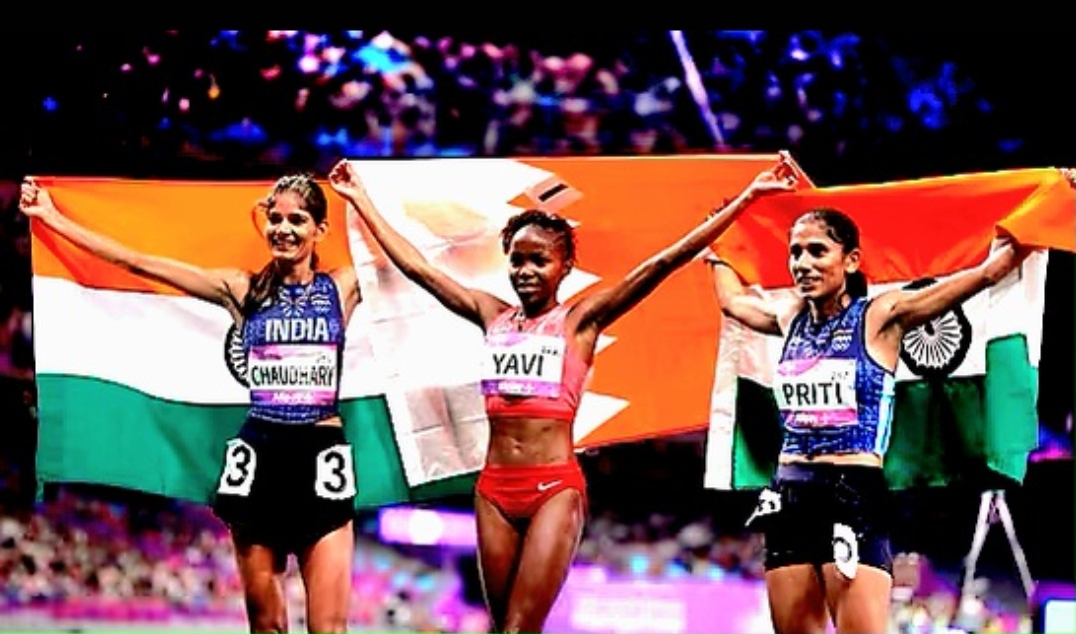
[899,277,972,379]
[224,323,249,387]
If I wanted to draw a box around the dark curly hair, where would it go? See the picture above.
[792,207,868,298]
[499,209,577,264]
[242,173,329,316]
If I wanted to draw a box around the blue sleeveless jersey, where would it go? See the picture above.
[775,297,895,457]
[242,272,346,424]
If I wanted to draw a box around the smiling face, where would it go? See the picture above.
[260,175,329,267]
[265,191,326,264]
[500,210,577,313]
[788,216,860,302]
[506,224,572,310]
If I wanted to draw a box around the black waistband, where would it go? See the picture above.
[242,416,346,439]
[776,461,886,487]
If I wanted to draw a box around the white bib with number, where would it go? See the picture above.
[248,343,338,406]
[774,357,858,428]
[217,438,257,497]
[314,444,357,500]
[481,333,565,398]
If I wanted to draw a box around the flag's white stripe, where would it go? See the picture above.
[349,158,555,219]
[987,250,1048,366]
[346,158,560,261]
[704,315,749,490]
[594,334,617,355]
[32,276,388,404]
[574,392,632,444]
[380,381,489,485]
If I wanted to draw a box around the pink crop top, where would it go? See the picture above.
[481,304,591,422]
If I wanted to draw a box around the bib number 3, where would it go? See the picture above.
[217,438,257,497]
[315,445,357,500]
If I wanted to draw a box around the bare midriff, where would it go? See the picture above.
[315,415,344,428]
[486,416,575,466]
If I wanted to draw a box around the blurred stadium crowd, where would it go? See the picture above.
[16,29,1065,183]
[0,29,1072,633]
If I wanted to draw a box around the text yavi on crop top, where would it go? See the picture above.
[480,305,589,422]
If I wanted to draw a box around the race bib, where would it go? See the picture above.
[833,522,859,579]
[314,445,357,500]
[217,438,257,497]
[774,357,858,428]
[248,344,338,406]
[481,333,565,398]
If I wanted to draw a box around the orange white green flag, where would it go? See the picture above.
[703,168,1075,491]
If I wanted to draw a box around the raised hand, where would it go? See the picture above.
[982,235,1031,284]
[749,152,799,196]
[1061,167,1075,189]
[19,177,59,219]
[327,159,366,200]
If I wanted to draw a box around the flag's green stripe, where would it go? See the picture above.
[731,377,784,489]
[733,334,1038,490]
[34,374,475,509]
[982,334,1040,484]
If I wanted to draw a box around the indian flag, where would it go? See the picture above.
[32,155,802,508]
[704,168,1076,491]
[30,177,482,509]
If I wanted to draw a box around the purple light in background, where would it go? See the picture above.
[545,571,772,634]
[378,507,477,548]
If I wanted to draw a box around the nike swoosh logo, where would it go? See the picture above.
[537,480,562,492]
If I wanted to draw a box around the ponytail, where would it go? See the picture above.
[244,201,281,317]
[846,270,868,298]
[242,261,281,318]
